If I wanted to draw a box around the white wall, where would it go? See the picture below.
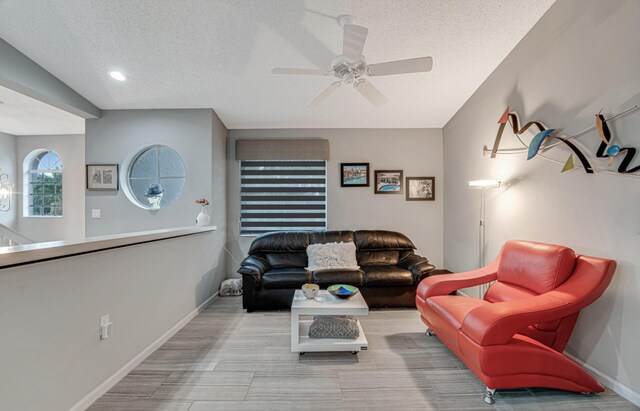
[0,231,223,411]
[85,109,227,239]
[227,128,444,275]
[0,131,17,230]
[16,134,85,242]
[443,0,640,400]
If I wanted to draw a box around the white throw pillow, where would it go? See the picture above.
[306,241,360,271]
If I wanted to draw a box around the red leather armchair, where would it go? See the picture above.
[416,240,616,404]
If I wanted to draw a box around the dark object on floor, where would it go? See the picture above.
[416,239,616,403]
[219,278,242,296]
[238,230,435,311]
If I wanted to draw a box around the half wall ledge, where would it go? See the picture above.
[0,225,217,270]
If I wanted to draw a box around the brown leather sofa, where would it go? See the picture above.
[238,230,435,311]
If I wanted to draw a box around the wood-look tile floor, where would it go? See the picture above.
[89,296,637,411]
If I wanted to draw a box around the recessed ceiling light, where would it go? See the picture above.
[109,71,127,81]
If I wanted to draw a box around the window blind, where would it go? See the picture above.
[240,160,327,236]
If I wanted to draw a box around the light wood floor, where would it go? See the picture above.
[89,296,637,411]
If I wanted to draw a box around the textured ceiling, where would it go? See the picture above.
[0,85,84,135]
[0,0,555,129]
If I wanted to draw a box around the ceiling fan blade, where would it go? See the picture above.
[343,24,368,62]
[271,67,331,76]
[366,56,433,76]
[307,81,341,107]
[354,80,388,107]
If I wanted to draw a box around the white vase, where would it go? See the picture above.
[196,206,210,226]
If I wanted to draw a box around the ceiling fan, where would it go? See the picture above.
[271,15,433,108]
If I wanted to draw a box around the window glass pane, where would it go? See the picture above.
[130,147,159,179]
[130,178,157,207]
[158,178,185,207]
[159,146,186,178]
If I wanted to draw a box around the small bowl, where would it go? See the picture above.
[327,284,359,299]
[301,283,319,299]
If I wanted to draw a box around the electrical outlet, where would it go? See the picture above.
[100,314,113,340]
[91,209,101,219]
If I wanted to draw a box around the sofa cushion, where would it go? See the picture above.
[266,252,308,268]
[426,296,490,346]
[312,269,364,287]
[354,230,416,251]
[306,242,359,271]
[357,250,400,266]
[362,265,413,287]
[498,240,576,295]
[262,268,311,289]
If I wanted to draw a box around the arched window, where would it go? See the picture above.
[25,150,63,217]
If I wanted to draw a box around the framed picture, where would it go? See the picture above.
[340,163,370,187]
[374,170,403,194]
[86,164,119,191]
[406,177,435,201]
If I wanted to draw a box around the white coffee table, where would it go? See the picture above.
[291,289,369,354]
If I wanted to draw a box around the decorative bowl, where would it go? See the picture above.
[301,283,320,299]
[327,284,359,299]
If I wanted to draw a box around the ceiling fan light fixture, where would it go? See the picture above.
[270,15,433,107]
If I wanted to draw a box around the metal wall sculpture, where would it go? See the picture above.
[486,105,639,176]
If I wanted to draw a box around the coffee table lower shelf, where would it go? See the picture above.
[293,319,368,354]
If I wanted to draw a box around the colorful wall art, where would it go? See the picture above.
[486,106,639,176]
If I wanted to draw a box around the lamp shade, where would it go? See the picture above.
[468,179,501,189]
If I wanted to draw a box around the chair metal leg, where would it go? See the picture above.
[425,328,435,336]
[483,387,496,404]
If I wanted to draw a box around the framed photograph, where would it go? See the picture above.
[86,164,119,191]
[406,177,435,201]
[374,170,403,194]
[340,163,370,187]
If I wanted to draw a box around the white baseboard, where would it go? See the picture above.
[454,290,639,406]
[70,292,220,411]
[565,352,640,407]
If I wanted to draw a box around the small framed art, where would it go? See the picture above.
[341,163,370,187]
[86,164,119,191]
[374,170,403,194]
[406,177,435,201]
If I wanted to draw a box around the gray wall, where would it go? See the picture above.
[227,128,444,275]
[0,231,223,411]
[85,109,227,239]
[0,38,100,119]
[0,131,16,230]
[443,0,640,399]
[15,134,85,241]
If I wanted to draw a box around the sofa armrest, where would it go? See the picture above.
[417,258,499,299]
[398,254,435,282]
[237,255,271,281]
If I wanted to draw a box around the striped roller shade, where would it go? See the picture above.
[240,160,327,236]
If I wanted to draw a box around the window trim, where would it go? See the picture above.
[23,149,63,218]
[238,160,328,237]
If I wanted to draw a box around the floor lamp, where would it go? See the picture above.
[468,179,501,297]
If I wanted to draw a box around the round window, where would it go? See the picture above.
[125,145,186,210]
